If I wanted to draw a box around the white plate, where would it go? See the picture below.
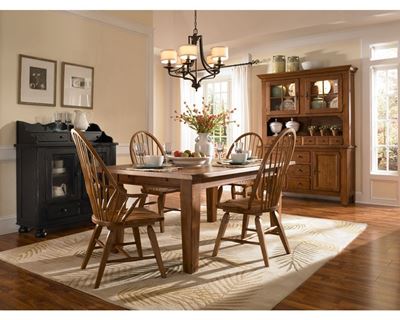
[329,97,338,108]
[166,155,209,166]
[288,83,296,96]
[52,167,66,174]
[314,80,331,94]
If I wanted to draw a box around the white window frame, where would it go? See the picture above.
[202,73,233,145]
[368,43,400,176]
[370,64,399,175]
[360,35,400,206]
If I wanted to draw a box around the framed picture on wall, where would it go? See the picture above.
[18,54,57,106]
[61,62,94,109]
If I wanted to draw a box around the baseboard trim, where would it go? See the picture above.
[0,146,16,161]
[0,215,17,235]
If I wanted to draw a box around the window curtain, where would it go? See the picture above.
[231,64,251,140]
[180,79,203,150]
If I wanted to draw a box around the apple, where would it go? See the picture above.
[173,150,182,157]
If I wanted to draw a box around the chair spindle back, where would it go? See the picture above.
[71,129,135,223]
[249,128,296,211]
[226,132,264,159]
[129,131,165,165]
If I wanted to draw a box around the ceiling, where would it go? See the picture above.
[153,10,400,57]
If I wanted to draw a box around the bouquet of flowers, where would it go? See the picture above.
[172,99,238,133]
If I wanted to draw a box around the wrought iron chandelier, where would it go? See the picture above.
[160,11,230,91]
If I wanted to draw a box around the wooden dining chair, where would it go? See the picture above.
[129,130,179,233]
[71,129,166,289]
[217,132,264,239]
[212,128,296,267]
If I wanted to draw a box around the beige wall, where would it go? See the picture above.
[0,11,152,226]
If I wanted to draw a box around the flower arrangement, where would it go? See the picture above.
[172,99,238,133]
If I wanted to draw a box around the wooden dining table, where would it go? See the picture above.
[108,162,285,274]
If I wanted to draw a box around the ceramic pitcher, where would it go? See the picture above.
[73,110,89,131]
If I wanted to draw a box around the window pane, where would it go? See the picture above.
[377,96,387,119]
[389,147,398,171]
[371,42,398,60]
[372,66,399,173]
[377,146,387,170]
[377,121,386,145]
[389,120,398,145]
[221,82,228,92]
[389,95,398,119]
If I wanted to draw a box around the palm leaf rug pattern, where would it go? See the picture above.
[0,211,366,310]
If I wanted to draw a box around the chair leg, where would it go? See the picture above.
[94,229,115,289]
[212,212,230,257]
[132,227,143,258]
[147,225,166,278]
[241,214,250,240]
[231,185,236,199]
[157,194,166,233]
[217,186,223,203]
[271,210,290,254]
[255,216,269,267]
[81,224,102,270]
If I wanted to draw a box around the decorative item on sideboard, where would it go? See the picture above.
[272,55,286,73]
[330,125,341,136]
[285,118,300,132]
[308,125,317,136]
[319,125,330,136]
[270,118,283,136]
[286,56,300,72]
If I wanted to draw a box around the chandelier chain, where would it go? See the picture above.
[193,10,198,35]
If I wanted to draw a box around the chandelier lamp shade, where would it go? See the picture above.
[160,11,233,91]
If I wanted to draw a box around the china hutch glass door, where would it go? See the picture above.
[266,80,300,115]
[304,75,342,113]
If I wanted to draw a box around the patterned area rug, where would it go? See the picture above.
[0,211,366,310]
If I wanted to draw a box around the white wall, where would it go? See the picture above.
[0,11,153,234]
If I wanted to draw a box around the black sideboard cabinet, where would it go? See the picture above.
[16,121,117,237]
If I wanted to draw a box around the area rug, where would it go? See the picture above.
[0,210,366,310]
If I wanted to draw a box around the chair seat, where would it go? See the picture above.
[92,207,163,227]
[230,180,254,188]
[142,185,179,195]
[217,198,265,215]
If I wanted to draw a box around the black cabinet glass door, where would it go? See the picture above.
[46,150,79,202]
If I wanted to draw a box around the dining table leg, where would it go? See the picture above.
[180,180,201,274]
[206,187,218,222]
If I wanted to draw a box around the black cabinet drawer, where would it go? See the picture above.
[46,202,80,221]
[36,133,70,142]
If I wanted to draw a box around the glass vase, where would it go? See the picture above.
[195,132,214,161]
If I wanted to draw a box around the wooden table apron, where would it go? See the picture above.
[108,164,262,274]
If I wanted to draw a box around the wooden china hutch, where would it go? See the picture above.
[258,65,357,205]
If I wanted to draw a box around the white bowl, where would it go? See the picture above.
[143,155,164,167]
[166,155,208,166]
[301,61,322,70]
[231,153,248,164]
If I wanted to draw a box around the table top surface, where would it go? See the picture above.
[108,161,295,181]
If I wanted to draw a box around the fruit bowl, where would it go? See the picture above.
[166,155,209,166]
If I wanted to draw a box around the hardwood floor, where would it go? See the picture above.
[0,195,399,310]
